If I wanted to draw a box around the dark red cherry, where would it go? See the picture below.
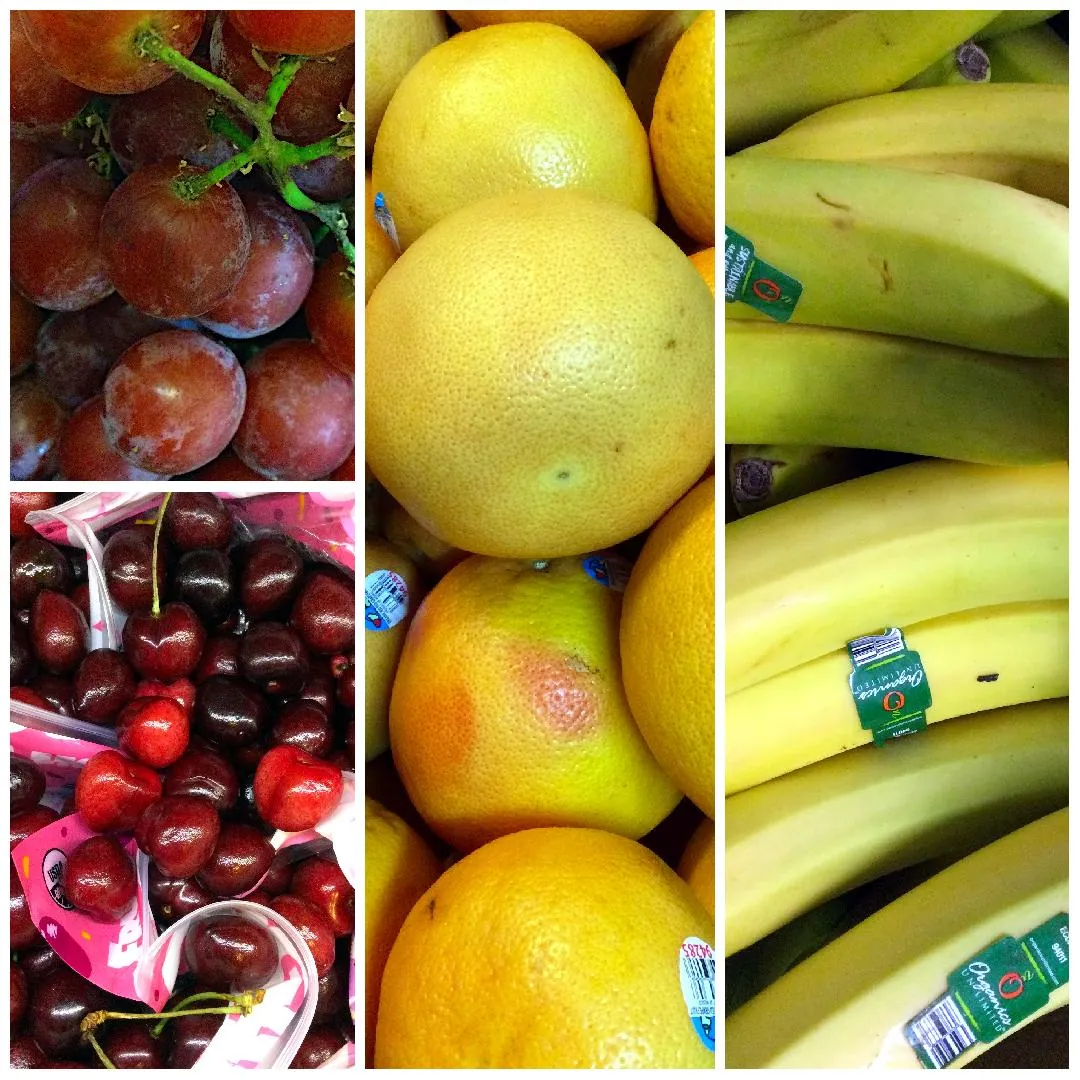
[10,686,52,711]
[19,944,65,984]
[12,617,37,685]
[240,536,304,618]
[11,535,71,610]
[335,660,355,710]
[269,894,335,977]
[162,493,233,551]
[62,835,137,922]
[11,806,60,848]
[185,915,278,990]
[26,672,74,715]
[72,648,137,722]
[295,661,335,715]
[11,493,57,538]
[135,795,220,878]
[99,1022,167,1068]
[102,526,167,613]
[194,634,240,682]
[290,568,354,655]
[291,1025,348,1068]
[147,866,215,926]
[11,1035,47,1068]
[29,966,109,1055]
[11,875,43,950]
[12,962,29,1030]
[164,745,238,810]
[193,675,269,747]
[11,756,46,813]
[240,621,309,695]
[70,582,91,622]
[122,602,207,681]
[116,696,190,768]
[270,700,332,757]
[29,590,88,674]
[290,856,354,937]
[166,1012,224,1068]
[197,822,274,897]
[171,548,236,626]
[74,749,162,832]
[258,850,295,897]
[254,746,343,832]
[312,960,346,1023]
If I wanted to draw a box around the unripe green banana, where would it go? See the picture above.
[984,22,1069,83]
[727,444,876,516]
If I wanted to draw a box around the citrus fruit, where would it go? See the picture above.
[365,796,442,1067]
[366,189,715,559]
[375,826,715,1067]
[365,536,423,761]
[364,10,447,153]
[371,22,655,250]
[621,475,715,817]
[389,555,682,852]
[678,816,715,920]
[626,9,703,128]
[364,173,397,303]
[650,10,715,244]
[447,9,665,51]
[380,495,468,582]
[689,246,716,295]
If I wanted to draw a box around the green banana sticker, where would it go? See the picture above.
[846,627,931,745]
[723,226,803,322]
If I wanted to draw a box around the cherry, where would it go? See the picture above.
[116,696,190,768]
[12,806,60,848]
[29,965,109,1055]
[240,537,304,618]
[72,648,137,722]
[242,889,274,909]
[27,672,74,715]
[133,676,197,716]
[239,621,310,695]
[260,850,296,897]
[185,915,278,990]
[164,746,239,811]
[11,1035,47,1068]
[336,662,355,710]
[269,895,335,977]
[74,749,162,832]
[99,1022,167,1068]
[11,492,57,538]
[12,618,37,685]
[289,856,354,937]
[12,962,29,1030]
[194,675,269,748]
[254,746,343,832]
[70,582,91,622]
[11,875,43,950]
[296,661,335,715]
[291,1025,348,1068]
[19,944,65,985]
[313,960,346,1023]
[136,795,220,878]
[195,635,241,682]
[290,568,355,655]
[166,1011,224,1068]
[172,548,236,625]
[148,866,215,926]
[102,527,167,614]
[11,755,46,813]
[62,835,137,921]
[10,535,71,609]
[197,822,274,897]
[29,589,88,674]
[122,601,207,681]
[270,700,333,758]
[162,493,233,551]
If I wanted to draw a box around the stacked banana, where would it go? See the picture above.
[724,10,1069,1069]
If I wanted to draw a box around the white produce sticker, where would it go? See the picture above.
[364,569,408,632]
[679,936,715,1053]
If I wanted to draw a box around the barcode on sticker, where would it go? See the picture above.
[905,993,976,1069]
[679,938,715,1019]
[849,627,905,669]
[373,191,400,251]
[365,569,408,632]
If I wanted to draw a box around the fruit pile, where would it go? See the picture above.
[724,10,1069,1069]
[11,11,355,481]
[10,492,355,1068]
[365,10,715,1069]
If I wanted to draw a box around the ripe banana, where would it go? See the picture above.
[727,808,1069,1068]
[727,599,1067,793]
[725,156,1068,357]
[975,10,1061,39]
[726,459,1067,694]
[726,10,998,149]
[901,40,990,89]
[740,83,1067,205]
[727,699,1068,955]
[983,23,1070,83]
[725,321,1069,465]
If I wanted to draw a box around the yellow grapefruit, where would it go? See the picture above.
[678,816,715,920]
[447,10,664,51]
[364,173,397,303]
[626,10,703,128]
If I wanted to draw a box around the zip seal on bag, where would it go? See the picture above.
[724,226,803,322]
[846,627,931,745]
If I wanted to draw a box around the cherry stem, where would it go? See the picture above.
[150,492,171,617]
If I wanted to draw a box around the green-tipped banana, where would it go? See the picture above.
[984,22,1069,83]
[740,83,1067,205]
[726,10,998,149]
[726,156,1068,357]
[727,808,1069,1068]
[902,39,990,89]
[725,321,1068,464]
[727,444,873,516]
[726,460,1068,694]
[727,699,1068,954]
[975,10,1061,39]
[727,599,1067,793]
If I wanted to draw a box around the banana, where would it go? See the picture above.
[727,444,875,516]
[726,11,999,149]
[727,808,1069,1068]
[975,10,1061,39]
[740,83,1067,205]
[725,156,1068,357]
[726,459,1067,694]
[984,23,1070,84]
[726,699,1068,955]
[727,599,1067,793]
[901,40,990,89]
[725,321,1069,465]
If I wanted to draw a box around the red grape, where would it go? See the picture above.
[99,160,252,319]
[10,13,92,138]
[34,295,169,409]
[12,289,45,379]
[11,378,67,480]
[104,330,246,475]
[290,154,355,202]
[12,139,62,200]
[198,190,315,339]
[232,340,354,480]
[304,253,354,378]
[11,159,114,311]
[18,11,205,95]
[59,397,168,480]
[180,446,264,481]
[328,450,355,481]
[210,15,355,143]
[227,12,355,57]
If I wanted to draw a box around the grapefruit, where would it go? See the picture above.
[626,10,703,128]
[364,173,397,303]
[447,10,664,51]
[678,816,715,920]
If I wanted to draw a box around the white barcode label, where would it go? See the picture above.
[365,569,408,632]
[905,993,977,1069]
[849,626,905,669]
[679,937,715,1053]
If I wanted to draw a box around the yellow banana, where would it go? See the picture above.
[726,10,999,149]
[741,83,1067,205]
[901,40,990,89]
[726,460,1068,694]
[726,156,1068,357]
[984,22,1070,83]
[727,808,1069,1068]
[975,10,1061,39]
[725,321,1068,465]
[726,699,1068,955]
[727,599,1067,793]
